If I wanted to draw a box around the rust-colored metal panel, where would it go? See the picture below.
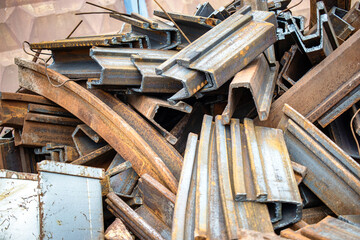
[16,58,179,193]
[105,218,132,240]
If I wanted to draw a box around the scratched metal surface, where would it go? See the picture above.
[38,161,104,240]
[0,170,39,240]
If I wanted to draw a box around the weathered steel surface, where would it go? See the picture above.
[281,216,360,240]
[106,154,138,195]
[344,1,360,31]
[222,54,278,124]
[21,113,78,147]
[38,161,104,239]
[287,2,339,65]
[0,92,54,128]
[172,133,198,240]
[156,10,277,99]
[34,143,79,162]
[215,116,301,229]
[72,124,107,157]
[257,29,360,128]
[0,170,39,240]
[278,104,360,215]
[0,136,22,171]
[16,58,179,193]
[329,7,355,43]
[130,51,183,93]
[105,218,133,240]
[127,95,192,144]
[106,192,165,240]
[89,89,183,186]
[276,45,312,93]
[71,144,115,166]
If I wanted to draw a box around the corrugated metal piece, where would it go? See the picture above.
[130,51,183,93]
[17,58,180,193]
[172,115,274,239]
[127,95,192,144]
[257,28,360,128]
[0,170,39,240]
[156,9,277,101]
[89,47,177,88]
[286,2,339,65]
[278,104,360,215]
[281,216,360,240]
[221,54,279,124]
[106,192,165,240]
[215,116,302,229]
[0,92,54,128]
[38,160,104,239]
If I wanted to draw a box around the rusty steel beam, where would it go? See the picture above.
[222,54,278,124]
[215,116,301,229]
[130,51,182,93]
[172,133,198,240]
[34,143,79,162]
[72,124,107,157]
[257,29,360,128]
[344,1,360,31]
[281,216,360,239]
[0,136,22,171]
[21,113,79,147]
[71,144,115,166]
[156,10,277,100]
[0,92,54,128]
[106,154,138,195]
[278,104,360,215]
[127,95,192,144]
[16,58,180,193]
[106,192,165,240]
[329,7,355,44]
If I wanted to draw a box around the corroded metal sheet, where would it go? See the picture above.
[278,104,360,215]
[105,218,132,240]
[221,54,278,124]
[215,116,301,229]
[0,170,39,240]
[38,161,104,239]
[16,58,180,193]
[127,95,192,144]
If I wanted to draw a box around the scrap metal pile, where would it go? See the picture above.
[1,0,360,239]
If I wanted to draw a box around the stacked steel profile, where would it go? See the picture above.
[1,0,360,239]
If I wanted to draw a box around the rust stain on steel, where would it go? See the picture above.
[139,174,175,229]
[0,92,54,128]
[106,192,166,240]
[89,89,183,183]
[72,124,106,157]
[127,94,192,144]
[71,144,114,165]
[344,1,360,31]
[221,54,279,124]
[281,216,360,239]
[16,58,179,193]
[278,104,360,215]
[21,113,77,147]
[257,29,360,128]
